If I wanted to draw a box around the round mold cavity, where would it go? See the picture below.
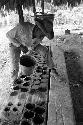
[21,119,31,125]
[33,114,44,124]
[13,85,20,90]
[20,75,27,79]
[4,107,10,112]
[34,106,45,115]
[37,87,47,92]
[42,70,47,75]
[36,69,42,73]
[8,102,13,106]
[17,102,21,106]
[13,107,18,112]
[20,55,36,67]
[25,103,35,111]
[24,76,31,81]
[21,87,28,92]
[29,89,36,94]
[23,110,34,119]
[23,82,30,87]
[10,91,18,96]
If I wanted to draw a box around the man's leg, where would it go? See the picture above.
[9,43,21,83]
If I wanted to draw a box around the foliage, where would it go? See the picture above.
[0,0,82,11]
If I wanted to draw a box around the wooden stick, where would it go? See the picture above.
[41,0,44,14]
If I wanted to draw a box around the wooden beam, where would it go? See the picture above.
[41,0,44,14]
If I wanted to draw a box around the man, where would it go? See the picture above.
[6,15,55,84]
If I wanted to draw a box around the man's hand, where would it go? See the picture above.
[20,44,28,53]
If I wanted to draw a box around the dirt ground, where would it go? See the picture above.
[0,26,13,116]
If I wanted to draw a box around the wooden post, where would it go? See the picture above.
[33,0,36,17]
[16,4,24,23]
[41,0,44,14]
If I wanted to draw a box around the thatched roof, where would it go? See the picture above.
[0,0,37,11]
[0,0,82,11]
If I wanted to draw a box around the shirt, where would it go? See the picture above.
[6,22,35,48]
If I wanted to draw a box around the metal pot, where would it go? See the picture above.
[20,55,36,76]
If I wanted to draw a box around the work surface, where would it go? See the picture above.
[0,26,83,124]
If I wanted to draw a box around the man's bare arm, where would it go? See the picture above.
[6,27,21,47]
